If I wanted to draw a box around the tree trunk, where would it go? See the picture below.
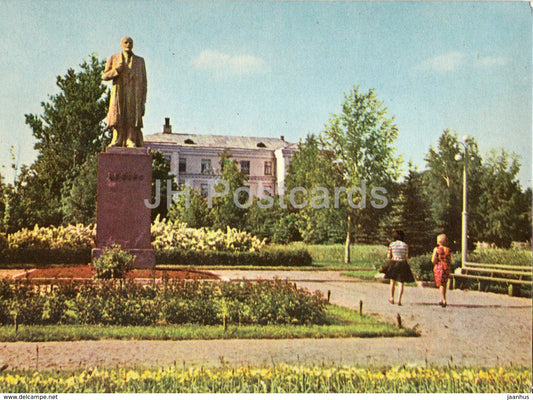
[344,215,352,264]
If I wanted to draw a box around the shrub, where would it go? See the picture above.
[2,220,270,265]
[93,245,135,280]
[409,252,461,281]
[0,233,7,250]
[0,279,327,326]
[468,248,531,266]
[155,247,312,266]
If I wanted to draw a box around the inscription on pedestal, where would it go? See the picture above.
[92,149,155,268]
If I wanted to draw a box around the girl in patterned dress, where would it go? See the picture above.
[384,230,415,306]
[431,233,454,307]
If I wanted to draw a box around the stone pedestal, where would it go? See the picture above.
[92,147,155,268]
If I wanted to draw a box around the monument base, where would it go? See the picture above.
[92,248,155,269]
[93,147,155,269]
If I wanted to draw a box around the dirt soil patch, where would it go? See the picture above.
[12,265,218,281]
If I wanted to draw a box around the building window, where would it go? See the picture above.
[263,186,273,196]
[257,142,266,148]
[240,160,250,175]
[200,183,209,198]
[163,154,171,163]
[179,158,187,173]
[264,161,273,176]
[201,159,212,174]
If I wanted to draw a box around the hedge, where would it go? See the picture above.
[409,252,461,281]
[0,247,312,267]
[409,249,531,282]
[155,247,312,266]
[0,248,92,265]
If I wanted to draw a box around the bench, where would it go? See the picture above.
[449,262,532,296]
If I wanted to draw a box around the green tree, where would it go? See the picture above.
[245,197,301,244]
[398,166,434,255]
[284,134,346,244]
[168,187,214,228]
[211,149,248,230]
[323,86,402,262]
[61,154,98,225]
[150,151,177,221]
[478,149,531,246]
[5,164,64,230]
[423,130,483,249]
[9,55,108,229]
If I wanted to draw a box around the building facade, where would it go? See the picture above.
[144,118,296,197]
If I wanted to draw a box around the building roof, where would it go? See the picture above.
[144,132,292,150]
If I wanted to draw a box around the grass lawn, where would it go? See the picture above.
[163,243,387,280]
[0,304,417,342]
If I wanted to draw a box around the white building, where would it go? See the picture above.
[144,118,297,197]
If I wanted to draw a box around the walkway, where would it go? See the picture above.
[0,270,530,370]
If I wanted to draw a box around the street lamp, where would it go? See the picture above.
[456,135,472,269]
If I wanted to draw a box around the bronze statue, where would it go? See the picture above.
[102,37,147,147]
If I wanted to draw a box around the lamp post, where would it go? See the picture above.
[457,136,471,269]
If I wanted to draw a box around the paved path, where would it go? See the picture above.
[0,270,531,370]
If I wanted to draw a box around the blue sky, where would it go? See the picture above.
[0,1,531,187]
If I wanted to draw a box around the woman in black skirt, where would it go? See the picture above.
[384,230,415,306]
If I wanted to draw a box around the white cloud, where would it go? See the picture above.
[192,50,267,76]
[475,55,511,68]
[418,51,466,72]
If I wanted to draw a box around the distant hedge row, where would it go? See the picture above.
[0,248,92,265]
[155,248,312,266]
[0,247,312,267]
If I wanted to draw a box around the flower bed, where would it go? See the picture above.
[11,266,218,281]
[0,365,529,393]
[0,279,327,326]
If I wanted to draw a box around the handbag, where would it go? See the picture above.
[379,261,391,274]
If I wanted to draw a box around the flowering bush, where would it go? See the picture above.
[5,219,264,253]
[7,224,95,250]
[151,216,265,252]
[1,220,308,266]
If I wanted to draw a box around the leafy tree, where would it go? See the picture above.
[61,154,98,225]
[322,86,402,262]
[25,55,109,168]
[477,149,531,246]
[245,197,301,244]
[168,187,214,228]
[284,134,346,244]
[211,149,249,230]
[9,55,108,229]
[5,164,63,230]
